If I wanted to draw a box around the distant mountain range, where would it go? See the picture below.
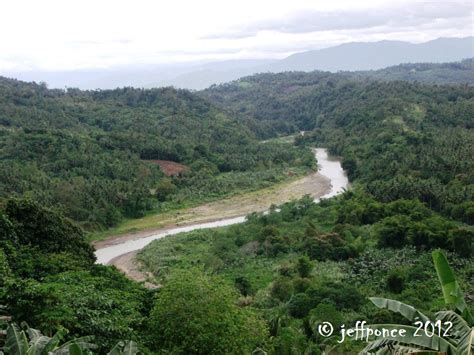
[2,37,473,90]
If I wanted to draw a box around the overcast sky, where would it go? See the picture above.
[1,0,472,71]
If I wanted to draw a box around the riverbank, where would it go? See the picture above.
[99,167,331,285]
[94,168,331,250]
[89,165,313,242]
[93,148,349,283]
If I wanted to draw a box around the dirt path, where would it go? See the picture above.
[94,170,331,285]
[93,170,330,249]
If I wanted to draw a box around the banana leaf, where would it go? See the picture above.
[432,250,473,324]
[361,324,456,354]
[4,324,28,355]
[369,297,431,323]
[123,341,139,355]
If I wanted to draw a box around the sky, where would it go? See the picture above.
[0,0,472,72]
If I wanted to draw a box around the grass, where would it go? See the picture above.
[136,227,292,291]
[88,167,311,242]
[261,133,299,144]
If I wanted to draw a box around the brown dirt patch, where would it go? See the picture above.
[144,160,189,176]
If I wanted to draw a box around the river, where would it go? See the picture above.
[95,148,349,264]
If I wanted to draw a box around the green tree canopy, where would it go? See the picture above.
[149,269,267,354]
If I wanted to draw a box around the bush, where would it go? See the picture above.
[155,178,177,201]
[306,282,364,310]
[296,256,313,278]
[149,269,267,354]
[376,215,410,248]
[271,278,294,302]
[235,276,253,296]
[288,293,312,318]
[451,228,473,258]
[305,232,356,261]
[293,277,311,293]
[386,269,406,293]
[309,303,343,329]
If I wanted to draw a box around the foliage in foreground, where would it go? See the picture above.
[0,322,140,355]
[138,193,473,353]
[362,250,473,354]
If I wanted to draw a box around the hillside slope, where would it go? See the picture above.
[0,77,313,229]
[202,71,474,221]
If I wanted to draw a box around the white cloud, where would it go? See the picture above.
[0,0,472,71]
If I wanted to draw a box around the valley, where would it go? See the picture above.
[94,148,347,282]
[1,60,472,354]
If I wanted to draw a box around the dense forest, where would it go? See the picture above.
[350,59,474,85]
[1,62,473,354]
[0,77,313,230]
[202,71,474,223]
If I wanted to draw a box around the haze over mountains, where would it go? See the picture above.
[3,37,473,90]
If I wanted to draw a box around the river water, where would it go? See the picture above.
[95,148,349,264]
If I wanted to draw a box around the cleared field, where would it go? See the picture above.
[144,159,189,176]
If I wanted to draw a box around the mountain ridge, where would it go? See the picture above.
[2,37,472,90]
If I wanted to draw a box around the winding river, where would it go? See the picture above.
[95,148,349,265]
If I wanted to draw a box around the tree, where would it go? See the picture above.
[386,269,406,294]
[296,256,313,278]
[288,293,312,318]
[4,199,95,263]
[155,178,177,202]
[375,215,411,248]
[235,276,253,296]
[149,269,267,354]
[362,250,474,354]
[451,228,473,258]
[4,269,147,352]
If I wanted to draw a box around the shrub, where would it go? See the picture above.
[149,269,267,354]
[270,278,294,302]
[451,228,473,258]
[309,303,343,329]
[235,276,253,296]
[296,256,313,278]
[293,277,311,293]
[376,215,410,248]
[305,232,356,261]
[306,282,364,310]
[386,269,406,293]
[288,293,312,318]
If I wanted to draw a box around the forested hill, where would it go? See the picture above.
[348,59,474,85]
[0,77,313,229]
[202,70,474,137]
[202,72,474,223]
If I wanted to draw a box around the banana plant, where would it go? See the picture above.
[107,340,140,355]
[2,323,96,355]
[361,250,473,355]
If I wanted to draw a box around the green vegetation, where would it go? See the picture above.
[0,77,314,230]
[351,59,474,85]
[1,66,473,353]
[203,71,474,222]
[138,194,473,353]
[362,250,473,354]
[0,200,147,352]
[2,322,140,354]
[3,323,97,355]
[148,269,266,354]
